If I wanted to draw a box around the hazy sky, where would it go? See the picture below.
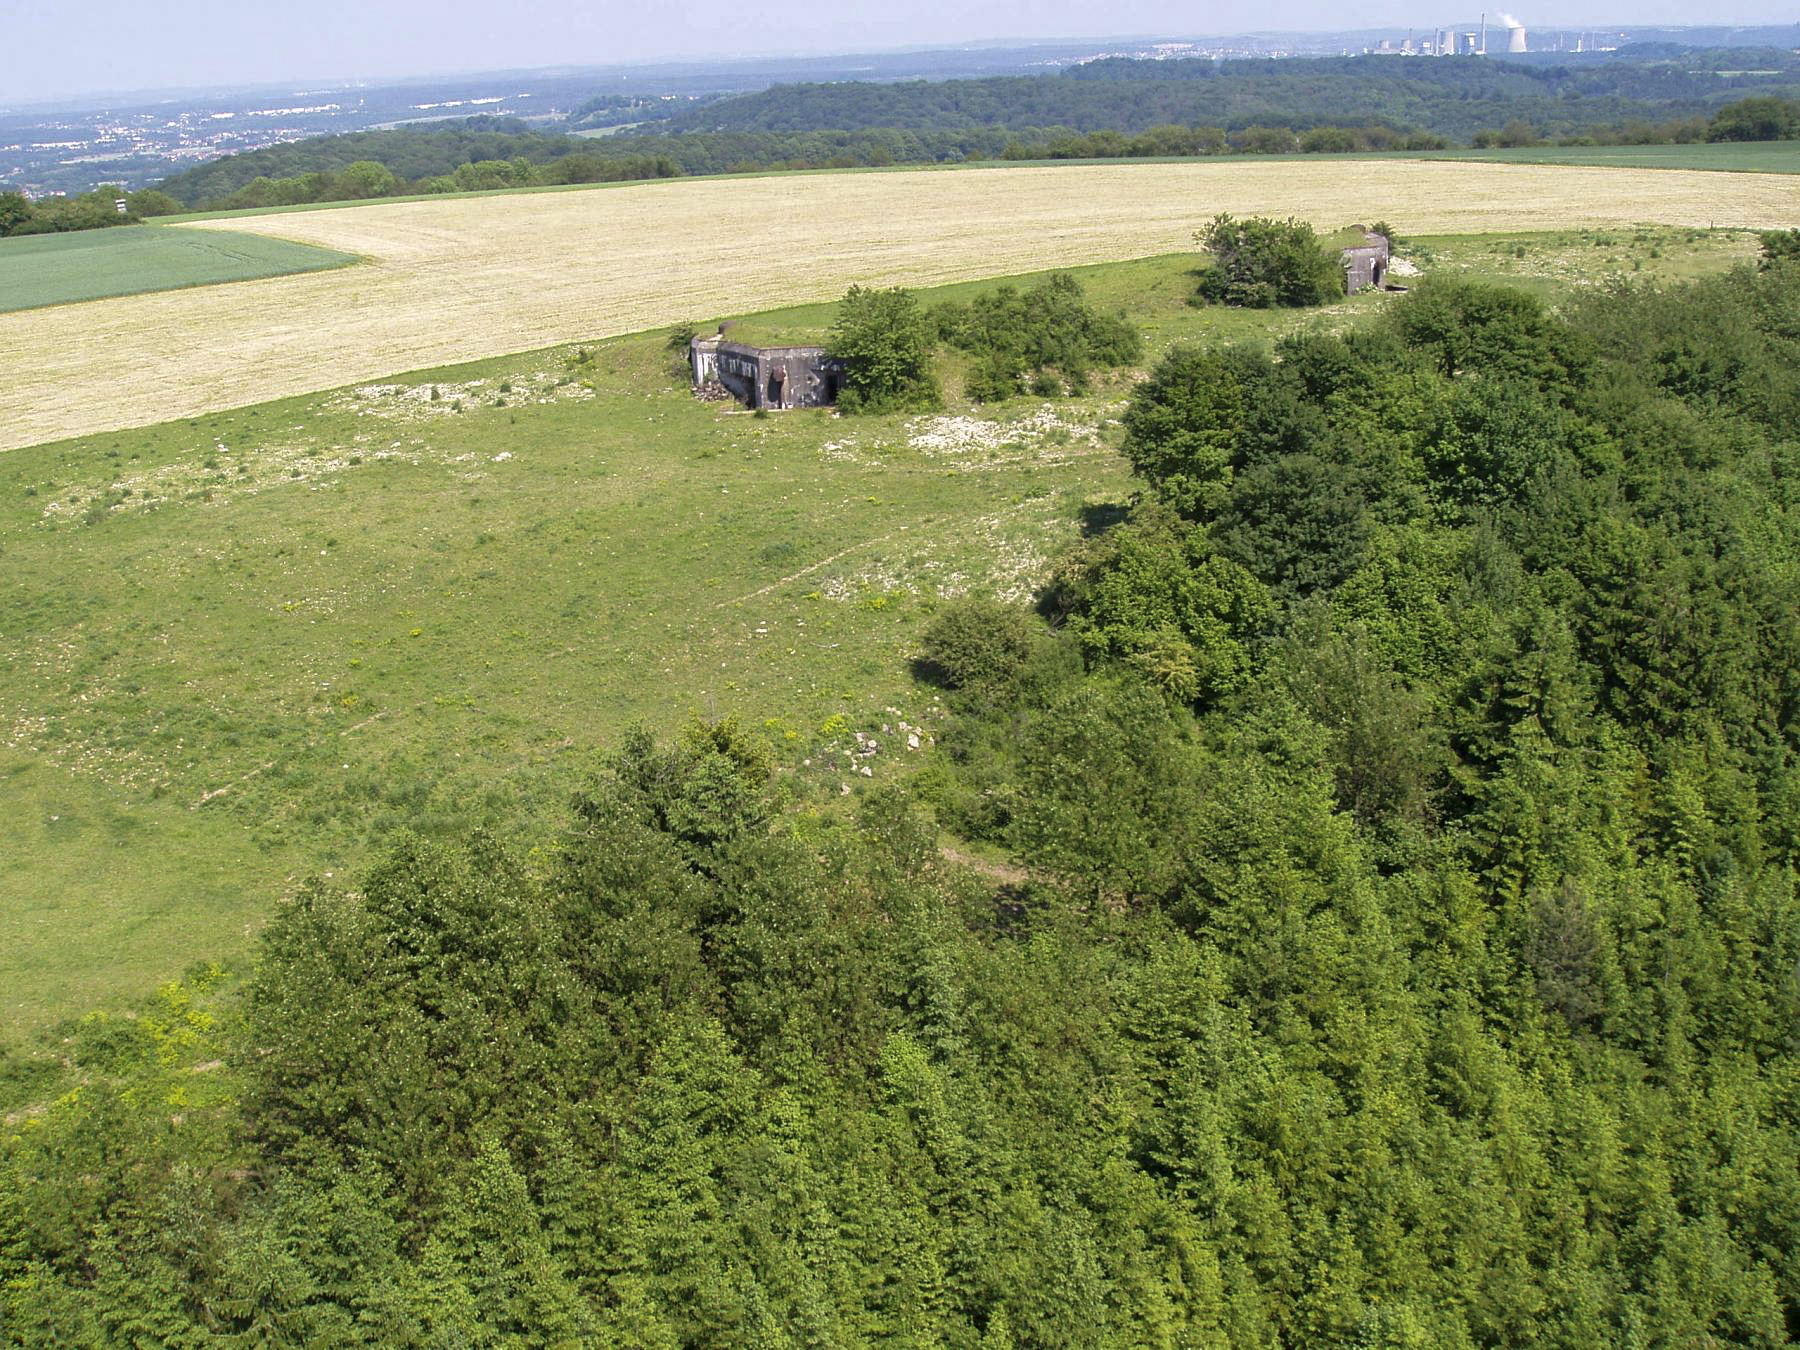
[5,0,1796,104]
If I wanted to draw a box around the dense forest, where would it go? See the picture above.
[154,121,677,209]
[646,50,1800,142]
[4,244,1798,1343]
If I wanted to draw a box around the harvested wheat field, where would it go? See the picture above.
[5,158,1798,451]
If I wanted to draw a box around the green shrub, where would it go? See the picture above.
[930,272,1141,399]
[1758,228,1800,268]
[828,284,941,415]
[1298,126,1359,153]
[1194,213,1343,309]
[917,598,1040,692]
[966,353,1024,403]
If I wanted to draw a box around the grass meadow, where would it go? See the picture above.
[0,228,1766,1041]
[6,158,1799,452]
[0,225,356,313]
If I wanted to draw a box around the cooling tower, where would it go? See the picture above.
[1508,26,1528,52]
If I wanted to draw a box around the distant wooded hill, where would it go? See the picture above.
[148,52,1800,213]
[639,49,1800,142]
[156,120,591,205]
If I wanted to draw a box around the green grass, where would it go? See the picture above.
[702,318,831,349]
[1422,142,1800,173]
[0,230,1758,1042]
[1404,223,1761,299]
[0,225,358,312]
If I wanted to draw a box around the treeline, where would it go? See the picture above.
[1013,94,1800,157]
[156,118,608,206]
[158,125,1023,211]
[132,94,1760,224]
[596,89,1800,171]
[1475,92,1800,147]
[0,185,182,238]
[648,50,1800,143]
[4,251,1799,1344]
[186,152,680,214]
[1012,123,1450,158]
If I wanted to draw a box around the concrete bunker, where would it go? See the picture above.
[691,328,846,410]
[1341,229,1392,293]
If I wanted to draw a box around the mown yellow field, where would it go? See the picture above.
[5,158,1797,452]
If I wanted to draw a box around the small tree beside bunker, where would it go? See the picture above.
[828,284,941,414]
[1194,213,1346,309]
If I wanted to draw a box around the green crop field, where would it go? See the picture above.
[0,224,356,313]
[1427,141,1800,174]
[0,227,1764,1041]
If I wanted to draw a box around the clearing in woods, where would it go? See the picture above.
[5,158,1800,451]
[0,225,356,314]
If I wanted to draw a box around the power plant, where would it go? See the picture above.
[1368,12,1625,56]
[1413,13,1528,55]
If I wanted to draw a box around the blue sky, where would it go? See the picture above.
[4,0,1794,103]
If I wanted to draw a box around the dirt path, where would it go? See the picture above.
[715,534,897,608]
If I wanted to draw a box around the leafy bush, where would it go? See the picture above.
[1194,213,1344,309]
[1117,345,1249,516]
[1383,273,1593,393]
[1298,126,1360,153]
[1758,228,1800,268]
[1471,118,1542,148]
[828,284,941,414]
[1233,125,1299,154]
[1707,94,1800,142]
[916,598,1040,693]
[931,272,1140,402]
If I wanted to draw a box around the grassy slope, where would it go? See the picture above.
[0,226,357,313]
[0,228,1761,1042]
